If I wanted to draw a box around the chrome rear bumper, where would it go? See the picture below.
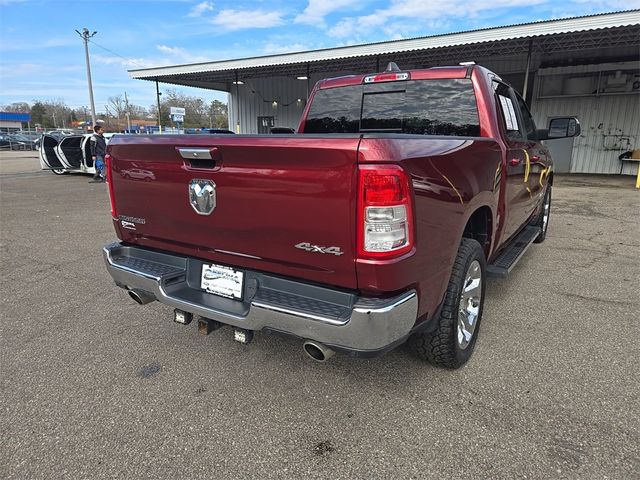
[103,242,418,354]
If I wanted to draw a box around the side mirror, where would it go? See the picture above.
[546,117,581,139]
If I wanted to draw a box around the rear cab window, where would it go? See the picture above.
[494,82,522,141]
[493,81,538,142]
[304,79,481,137]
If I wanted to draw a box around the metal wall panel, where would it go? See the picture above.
[229,72,345,133]
[230,76,307,133]
[532,63,640,175]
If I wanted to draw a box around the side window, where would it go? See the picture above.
[494,82,521,141]
[514,93,537,141]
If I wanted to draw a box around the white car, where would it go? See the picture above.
[120,167,155,181]
[39,133,115,176]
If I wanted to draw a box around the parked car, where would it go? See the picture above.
[0,134,26,150]
[120,167,155,181]
[19,132,41,141]
[8,133,37,150]
[46,129,76,136]
[270,127,296,134]
[102,64,579,368]
[199,128,235,134]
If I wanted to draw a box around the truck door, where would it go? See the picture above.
[39,134,66,171]
[81,134,94,169]
[512,92,549,220]
[55,135,84,169]
[494,82,530,241]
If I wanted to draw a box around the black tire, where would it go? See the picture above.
[51,169,67,175]
[408,238,486,369]
[532,184,551,243]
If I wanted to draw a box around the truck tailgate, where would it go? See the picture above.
[107,135,360,290]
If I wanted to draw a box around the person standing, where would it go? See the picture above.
[89,125,107,183]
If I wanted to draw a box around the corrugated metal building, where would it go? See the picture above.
[129,10,640,175]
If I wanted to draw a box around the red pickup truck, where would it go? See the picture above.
[103,64,579,368]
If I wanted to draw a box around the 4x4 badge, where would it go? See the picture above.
[295,242,344,256]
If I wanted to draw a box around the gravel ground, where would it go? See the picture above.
[1,152,639,479]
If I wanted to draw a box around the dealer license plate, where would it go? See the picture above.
[201,263,244,300]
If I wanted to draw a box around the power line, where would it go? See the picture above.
[88,38,147,68]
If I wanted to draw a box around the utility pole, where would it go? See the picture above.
[75,28,98,129]
[124,91,131,131]
[155,80,162,133]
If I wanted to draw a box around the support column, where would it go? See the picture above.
[523,39,533,102]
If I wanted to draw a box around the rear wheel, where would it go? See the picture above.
[52,168,67,175]
[408,238,486,369]
[532,185,551,243]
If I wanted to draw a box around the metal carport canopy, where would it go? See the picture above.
[129,10,640,91]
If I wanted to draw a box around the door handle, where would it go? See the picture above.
[509,158,521,166]
[178,148,213,160]
[177,147,221,169]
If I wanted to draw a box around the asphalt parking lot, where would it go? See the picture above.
[1,151,639,479]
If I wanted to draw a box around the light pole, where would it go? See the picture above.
[155,80,162,133]
[75,28,97,129]
[124,91,131,132]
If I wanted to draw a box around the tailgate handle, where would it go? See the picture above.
[178,147,219,169]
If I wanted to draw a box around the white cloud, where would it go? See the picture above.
[90,44,213,71]
[92,54,157,69]
[262,42,309,55]
[188,1,214,18]
[570,0,640,6]
[0,63,83,79]
[295,0,361,27]
[156,44,210,63]
[328,0,552,38]
[328,11,388,38]
[209,9,284,31]
[0,35,74,52]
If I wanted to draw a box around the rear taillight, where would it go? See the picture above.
[104,153,117,219]
[357,165,414,259]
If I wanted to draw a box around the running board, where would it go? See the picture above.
[487,226,541,278]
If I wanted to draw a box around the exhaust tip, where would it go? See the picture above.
[303,341,334,363]
[128,289,155,305]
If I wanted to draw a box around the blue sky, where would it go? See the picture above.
[0,0,636,112]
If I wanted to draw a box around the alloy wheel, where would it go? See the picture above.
[457,260,482,349]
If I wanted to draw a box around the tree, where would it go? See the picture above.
[208,100,228,129]
[107,94,126,119]
[30,102,47,126]
[29,99,74,128]
[128,104,147,119]
[1,102,30,113]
